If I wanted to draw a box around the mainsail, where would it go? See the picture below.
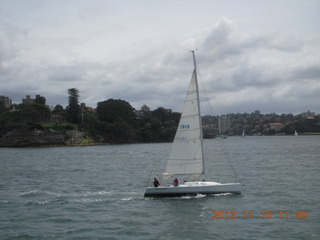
[163,68,204,180]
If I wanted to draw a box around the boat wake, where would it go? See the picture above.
[213,193,233,197]
[18,190,61,197]
[11,189,142,206]
[166,193,208,200]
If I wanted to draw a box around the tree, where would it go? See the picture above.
[52,104,65,124]
[152,107,171,122]
[95,99,136,143]
[35,95,46,105]
[13,103,51,123]
[140,104,150,112]
[96,99,135,123]
[53,104,64,114]
[66,88,80,124]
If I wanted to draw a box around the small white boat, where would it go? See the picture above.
[294,130,298,136]
[144,51,242,197]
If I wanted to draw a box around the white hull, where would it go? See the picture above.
[144,181,242,197]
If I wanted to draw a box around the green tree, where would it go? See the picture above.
[280,123,295,135]
[96,99,136,143]
[52,104,65,124]
[152,107,171,122]
[96,99,135,123]
[140,104,151,112]
[66,88,80,124]
[14,103,51,123]
[35,95,46,105]
[53,104,64,114]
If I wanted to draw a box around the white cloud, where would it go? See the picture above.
[0,0,319,115]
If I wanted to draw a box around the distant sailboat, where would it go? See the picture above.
[242,129,245,137]
[144,51,242,197]
[294,130,298,136]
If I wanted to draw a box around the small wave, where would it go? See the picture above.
[121,197,133,201]
[68,198,106,204]
[195,194,207,198]
[18,190,61,197]
[200,206,207,217]
[112,191,142,196]
[72,190,142,197]
[179,196,193,199]
[80,191,113,197]
[22,200,50,206]
[18,190,44,197]
[177,194,208,199]
[214,193,232,197]
[288,199,314,204]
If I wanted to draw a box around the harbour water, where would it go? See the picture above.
[1,136,319,239]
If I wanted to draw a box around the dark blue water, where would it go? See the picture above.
[1,136,319,239]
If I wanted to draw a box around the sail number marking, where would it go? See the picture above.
[180,124,190,129]
[177,137,187,141]
[211,210,309,219]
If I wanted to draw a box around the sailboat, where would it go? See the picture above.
[294,130,298,136]
[144,51,242,197]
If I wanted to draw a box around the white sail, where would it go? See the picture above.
[163,70,204,180]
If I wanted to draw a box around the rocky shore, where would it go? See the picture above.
[0,129,95,147]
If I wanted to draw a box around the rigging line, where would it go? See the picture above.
[146,168,154,187]
[197,56,240,182]
[146,155,163,187]
[197,65,215,116]
[217,138,240,180]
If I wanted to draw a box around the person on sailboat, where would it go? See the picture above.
[173,178,179,186]
[153,178,160,187]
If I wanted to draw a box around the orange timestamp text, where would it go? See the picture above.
[211,210,309,219]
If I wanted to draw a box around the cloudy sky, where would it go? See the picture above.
[1,0,319,115]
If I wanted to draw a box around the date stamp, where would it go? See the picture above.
[211,210,309,220]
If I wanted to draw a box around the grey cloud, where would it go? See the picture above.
[188,18,320,114]
[268,34,302,52]
[48,65,87,82]
[200,19,242,62]
[231,66,269,89]
[292,65,320,80]
[0,24,26,65]
[203,18,233,49]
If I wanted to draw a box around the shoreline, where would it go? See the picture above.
[1,133,320,148]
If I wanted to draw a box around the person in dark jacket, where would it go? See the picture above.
[173,178,179,186]
[153,178,160,187]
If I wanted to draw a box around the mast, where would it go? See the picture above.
[191,50,205,180]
